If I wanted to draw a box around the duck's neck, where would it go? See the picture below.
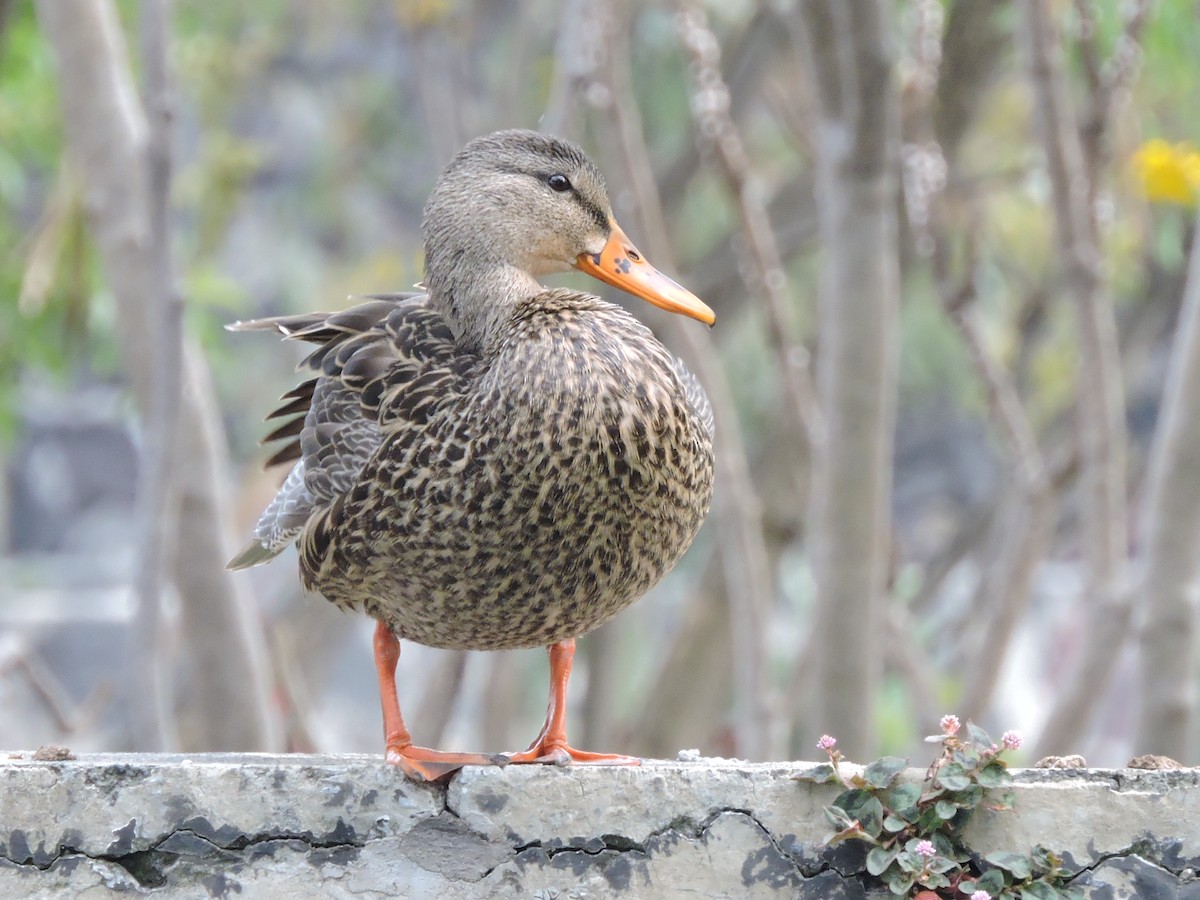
[427,262,544,353]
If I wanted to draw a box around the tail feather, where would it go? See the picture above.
[227,539,284,570]
[226,293,428,570]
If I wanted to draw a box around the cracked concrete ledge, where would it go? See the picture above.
[1,754,1198,899]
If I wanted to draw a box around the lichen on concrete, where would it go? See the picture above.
[1,753,1198,898]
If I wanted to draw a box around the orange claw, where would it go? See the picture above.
[374,621,508,782]
[506,638,642,768]
[385,743,509,783]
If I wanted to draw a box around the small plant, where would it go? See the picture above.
[797,717,1081,899]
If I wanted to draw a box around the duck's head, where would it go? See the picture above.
[422,130,715,329]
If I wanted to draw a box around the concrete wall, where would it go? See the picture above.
[1,753,1198,898]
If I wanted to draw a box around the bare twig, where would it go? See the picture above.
[658,6,797,203]
[541,0,601,138]
[37,0,283,752]
[687,176,819,318]
[126,0,180,753]
[1020,0,1131,757]
[793,0,900,758]
[934,0,1016,163]
[883,605,939,733]
[411,650,470,749]
[0,639,113,737]
[588,0,778,760]
[624,558,734,758]
[1071,0,1104,97]
[675,1,823,452]
[907,503,996,617]
[933,237,1054,724]
[15,651,82,734]
[579,619,624,749]
[1135,208,1200,757]
[269,625,320,753]
[400,12,467,166]
[1077,0,1152,198]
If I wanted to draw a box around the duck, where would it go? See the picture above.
[228,129,715,781]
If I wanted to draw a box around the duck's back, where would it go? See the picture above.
[238,290,714,651]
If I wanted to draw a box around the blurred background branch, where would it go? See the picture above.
[1021,0,1132,757]
[1,0,1198,767]
[33,0,280,752]
[793,0,900,759]
[128,0,180,752]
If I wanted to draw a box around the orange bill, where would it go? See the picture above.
[574,220,716,326]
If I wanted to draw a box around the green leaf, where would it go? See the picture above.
[954,784,985,811]
[831,788,866,814]
[977,761,1014,788]
[823,805,857,830]
[986,851,1033,879]
[884,869,915,895]
[920,871,951,889]
[857,796,886,838]
[866,845,900,876]
[864,756,908,789]
[966,721,994,749]
[1029,844,1063,875]
[935,799,958,820]
[885,782,922,817]
[977,868,1008,893]
[916,806,946,832]
[882,813,909,833]
[954,744,984,769]
[929,855,958,874]
[796,763,838,784]
[937,762,972,791]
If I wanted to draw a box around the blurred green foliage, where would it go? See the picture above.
[3,0,1198,446]
[0,4,80,438]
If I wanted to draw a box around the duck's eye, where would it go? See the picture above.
[547,173,572,193]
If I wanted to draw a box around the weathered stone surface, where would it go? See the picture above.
[1,753,1198,897]
[966,767,1200,869]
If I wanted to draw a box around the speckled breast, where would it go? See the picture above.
[306,304,715,651]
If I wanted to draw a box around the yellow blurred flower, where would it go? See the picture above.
[1132,139,1200,206]
[395,0,452,29]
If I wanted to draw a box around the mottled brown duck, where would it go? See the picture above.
[228,129,715,781]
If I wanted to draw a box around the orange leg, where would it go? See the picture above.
[373,621,508,782]
[506,638,641,767]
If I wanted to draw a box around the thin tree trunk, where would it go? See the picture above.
[591,0,777,760]
[125,0,178,753]
[934,0,1013,162]
[624,564,734,759]
[939,284,1054,722]
[959,474,1053,722]
[794,0,900,758]
[1020,0,1130,757]
[37,0,282,752]
[675,0,823,456]
[410,649,470,749]
[1136,211,1200,759]
[579,618,624,750]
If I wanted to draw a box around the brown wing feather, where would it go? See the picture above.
[228,291,462,568]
